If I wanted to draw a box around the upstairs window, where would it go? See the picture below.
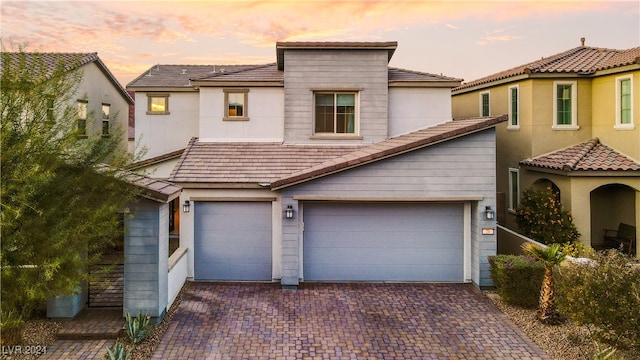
[314,92,357,134]
[102,103,110,136]
[147,94,169,115]
[508,168,520,211]
[77,100,87,136]
[508,85,519,129]
[480,91,490,117]
[553,81,578,129]
[224,89,249,120]
[616,76,634,129]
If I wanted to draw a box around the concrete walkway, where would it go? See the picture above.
[151,282,550,360]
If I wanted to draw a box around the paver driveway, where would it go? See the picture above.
[152,282,549,360]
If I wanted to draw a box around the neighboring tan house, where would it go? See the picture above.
[451,40,640,256]
[127,41,505,289]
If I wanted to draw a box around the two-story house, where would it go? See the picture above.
[127,42,506,291]
[451,40,640,256]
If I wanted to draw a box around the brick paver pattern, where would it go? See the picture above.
[151,282,549,360]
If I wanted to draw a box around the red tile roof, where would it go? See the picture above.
[520,138,640,172]
[272,116,506,189]
[454,46,640,91]
[2,52,133,104]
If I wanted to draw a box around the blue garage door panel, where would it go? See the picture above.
[194,202,272,280]
[303,202,464,282]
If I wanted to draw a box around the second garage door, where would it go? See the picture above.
[303,202,464,282]
[194,202,272,280]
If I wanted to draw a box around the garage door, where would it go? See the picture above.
[194,202,272,280]
[303,202,464,282]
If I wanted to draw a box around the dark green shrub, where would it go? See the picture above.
[556,250,640,351]
[489,254,545,308]
[0,310,24,346]
[515,187,580,245]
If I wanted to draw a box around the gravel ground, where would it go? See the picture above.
[9,283,636,359]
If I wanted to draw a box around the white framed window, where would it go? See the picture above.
[479,91,490,117]
[101,103,110,136]
[223,89,249,121]
[508,168,520,211]
[552,81,579,130]
[77,100,87,136]
[508,85,519,129]
[147,94,170,115]
[615,76,634,129]
[314,92,358,135]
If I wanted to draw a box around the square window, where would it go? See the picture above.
[314,92,356,134]
[147,94,170,114]
[224,89,249,120]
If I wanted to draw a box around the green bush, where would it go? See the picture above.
[489,254,545,308]
[560,241,595,258]
[515,187,580,245]
[124,312,153,344]
[0,310,24,346]
[556,250,640,351]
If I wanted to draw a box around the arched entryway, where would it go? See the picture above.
[591,184,636,254]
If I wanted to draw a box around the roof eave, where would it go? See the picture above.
[189,80,284,87]
[389,81,462,88]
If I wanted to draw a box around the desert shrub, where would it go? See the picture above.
[0,310,24,346]
[556,250,640,351]
[124,312,153,344]
[103,341,130,360]
[560,241,595,258]
[488,254,545,308]
[515,187,580,245]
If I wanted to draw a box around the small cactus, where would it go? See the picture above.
[103,341,130,360]
[124,312,153,344]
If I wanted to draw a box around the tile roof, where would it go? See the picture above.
[191,63,283,83]
[169,139,361,184]
[124,171,182,203]
[126,64,262,88]
[272,116,506,189]
[127,148,185,171]
[2,52,133,104]
[388,67,462,84]
[454,46,640,91]
[520,138,640,173]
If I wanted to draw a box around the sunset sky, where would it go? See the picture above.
[1,1,638,87]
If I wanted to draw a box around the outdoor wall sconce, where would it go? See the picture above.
[284,205,294,219]
[183,200,191,213]
[485,206,495,220]
[482,228,495,235]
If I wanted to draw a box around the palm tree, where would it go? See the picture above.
[521,242,566,324]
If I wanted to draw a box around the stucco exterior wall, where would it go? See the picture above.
[135,91,199,160]
[388,87,452,137]
[199,87,284,142]
[591,71,640,160]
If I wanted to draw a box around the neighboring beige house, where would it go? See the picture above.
[452,40,640,256]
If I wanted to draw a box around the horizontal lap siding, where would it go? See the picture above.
[283,50,389,144]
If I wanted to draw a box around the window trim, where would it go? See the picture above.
[146,93,170,115]
[508,168,520,212]
[615,75,634,130]
[101,103,110,137]
[313,91,360,137]
[479,91,490,117]
[507,85,520,129]
[223,88,249,121]
[552,81,579,130]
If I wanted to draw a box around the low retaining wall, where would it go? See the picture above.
[168,247,188,308]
